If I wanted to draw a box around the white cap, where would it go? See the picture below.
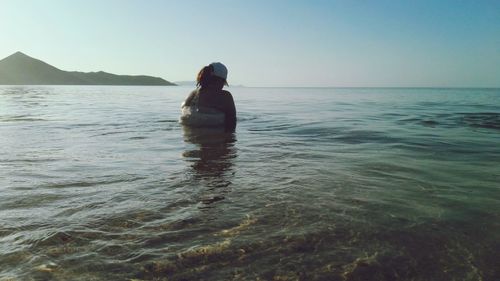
[210,62,228,80]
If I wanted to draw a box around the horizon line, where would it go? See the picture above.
[0,84,498,89]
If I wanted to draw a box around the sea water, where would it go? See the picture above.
[0,86,499,280]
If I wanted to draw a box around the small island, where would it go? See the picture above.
[0,52,176,86]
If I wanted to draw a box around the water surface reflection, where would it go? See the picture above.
[182,126,237,205]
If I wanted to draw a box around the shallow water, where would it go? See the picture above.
[0,86,499,280]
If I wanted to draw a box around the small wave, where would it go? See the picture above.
[156,119,178,123]
[420,120,439,127]
[380,112,409,119]
[416,101,447,107]
[236,114,259,122]
[460,112,500,130]
[90,130,130,137]
[248,123,298,132]
[72,123,100,127]
[288,125,345,138]
[0,193,67,210]
[333,130,402,144]
[0,115,47,122]
[38,175,147,189]
[1,158,59,163]
[398,112,500,131]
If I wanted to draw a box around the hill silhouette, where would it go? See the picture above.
[0,52,175,85]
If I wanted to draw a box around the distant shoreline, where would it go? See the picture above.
[0,85,497,89]
[0,52,176,86]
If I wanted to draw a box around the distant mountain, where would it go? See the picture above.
[0,52,175,86]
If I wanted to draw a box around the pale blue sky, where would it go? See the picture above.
[0,0,499,87]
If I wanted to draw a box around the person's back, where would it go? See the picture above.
[180,63,236,131]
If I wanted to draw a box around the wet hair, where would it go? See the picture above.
[196,65,227,89]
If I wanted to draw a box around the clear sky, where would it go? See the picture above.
[0,0,499,87]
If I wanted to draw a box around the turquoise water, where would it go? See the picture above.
[0,86,499,280]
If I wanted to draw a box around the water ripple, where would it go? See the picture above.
[1,86,499,280]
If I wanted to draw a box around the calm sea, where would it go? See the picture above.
[0,86,499,280]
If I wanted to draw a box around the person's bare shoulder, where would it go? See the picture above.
[221,90,234,100]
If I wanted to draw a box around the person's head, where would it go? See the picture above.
[196,62,228,90]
